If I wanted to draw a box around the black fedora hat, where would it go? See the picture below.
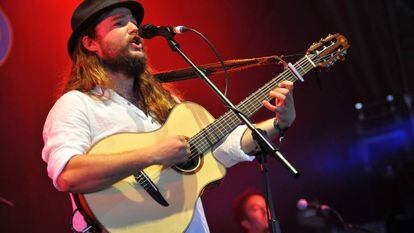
[67,0,144,57]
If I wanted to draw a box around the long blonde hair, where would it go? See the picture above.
[63,36,178,124]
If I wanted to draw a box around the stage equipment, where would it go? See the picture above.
[297,198,377,233]
[138,24,188,39]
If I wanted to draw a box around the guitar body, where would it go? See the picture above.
[81,102,227,233]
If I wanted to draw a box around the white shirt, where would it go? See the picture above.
[42,89,254,232]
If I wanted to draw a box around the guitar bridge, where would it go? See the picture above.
[134,171,169,207]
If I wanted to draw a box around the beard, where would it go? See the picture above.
[101,45,147,78]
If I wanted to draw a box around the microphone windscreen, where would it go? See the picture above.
[138,24,158,39]
[297,198,309,210]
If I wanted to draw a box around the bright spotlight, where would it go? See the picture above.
[386,95,394,102]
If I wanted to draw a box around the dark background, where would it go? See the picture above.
[0,0,413,232]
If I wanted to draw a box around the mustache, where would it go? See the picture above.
[128,33,143,44]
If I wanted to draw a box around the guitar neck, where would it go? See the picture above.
[189,55,315,155]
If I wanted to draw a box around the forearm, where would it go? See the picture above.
[58,147,157,193]
[240,118,280,154]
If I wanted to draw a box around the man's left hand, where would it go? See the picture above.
[261,80,296,129]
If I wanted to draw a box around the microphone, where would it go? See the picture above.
[138,24,188,39]
[297,198,347,227]
[297,198,331,211]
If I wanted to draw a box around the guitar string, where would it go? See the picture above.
[136,66,304,183]
[135,56,318,184]
[136,55,321,184]
[190,49,342,145]
[186,49,343,153]
[137,50,343,183]
[184,51,343,160]
[186,50,338,153]
[187,56,315,154]
[135,55,315,183]
[191,60,304,142]
[136,55,332,184]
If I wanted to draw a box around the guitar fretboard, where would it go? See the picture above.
[188,55,316,156]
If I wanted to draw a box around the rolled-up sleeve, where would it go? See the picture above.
[41,92,92,191]
[212,124,255,168]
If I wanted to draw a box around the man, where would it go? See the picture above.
[41,0,296,232]
[233,191,269,233]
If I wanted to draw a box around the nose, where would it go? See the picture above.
[127,21,138,35]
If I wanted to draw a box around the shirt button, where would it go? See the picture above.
[127,102,131,105]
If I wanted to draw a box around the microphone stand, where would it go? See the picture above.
[160,33,300,233]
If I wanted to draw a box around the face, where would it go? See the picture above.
[242,195,269,233]
[83,7,146,77]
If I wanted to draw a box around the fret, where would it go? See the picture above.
[297,62,305,75]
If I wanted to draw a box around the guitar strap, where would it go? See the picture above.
[71,193,102,233]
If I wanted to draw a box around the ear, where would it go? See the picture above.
[241,220,251,230]
[81,35,100,53]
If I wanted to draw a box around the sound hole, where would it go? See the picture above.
[173,155,203,175]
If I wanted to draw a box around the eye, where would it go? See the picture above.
[114,21,125,27]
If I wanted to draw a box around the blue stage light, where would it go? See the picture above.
[355,102,363,110]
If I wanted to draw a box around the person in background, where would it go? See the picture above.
[233,190,270,233]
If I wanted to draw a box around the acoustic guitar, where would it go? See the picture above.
[76,33,350,233]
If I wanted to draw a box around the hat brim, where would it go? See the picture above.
[67,1,144,57]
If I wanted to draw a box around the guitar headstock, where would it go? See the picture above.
[307,33,350,70]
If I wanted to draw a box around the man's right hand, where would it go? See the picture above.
[151,135,190,166]
[57,135,191,193]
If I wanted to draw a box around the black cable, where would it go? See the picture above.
[185,27,231,97]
